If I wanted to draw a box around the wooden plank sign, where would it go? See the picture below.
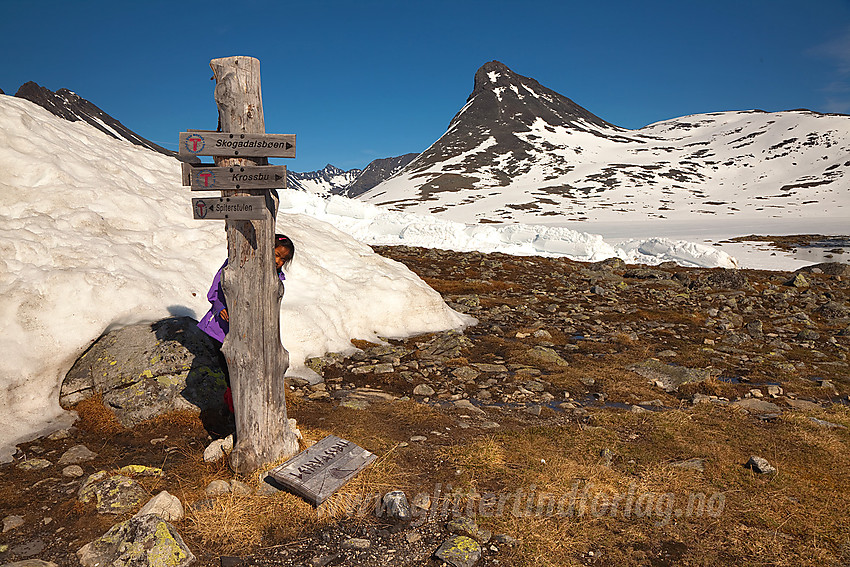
[267,435,377,506]
[192,196,266,220]
[181,163,287,191]
[179,131,296,158]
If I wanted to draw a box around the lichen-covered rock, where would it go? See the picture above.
[60,317,227,427]
[78,471,147,514]
[434,535,482,567]
[77,514,195,567]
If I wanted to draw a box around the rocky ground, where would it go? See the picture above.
[1,246,849,567]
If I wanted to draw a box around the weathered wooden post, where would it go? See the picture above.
[181,56,299,473]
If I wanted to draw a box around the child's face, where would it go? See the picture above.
[275,245,292,270]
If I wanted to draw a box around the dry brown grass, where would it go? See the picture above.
[72,393,125,433]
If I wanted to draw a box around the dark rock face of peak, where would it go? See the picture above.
[343,153,418,198]
[464,60,617,131]
[391,61,635,198]
[14,81,179,159]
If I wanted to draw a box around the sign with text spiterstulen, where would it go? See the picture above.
[179,131,295,158]
[192,196,266,220]
[182,163,287,190]
[267,435,377,506]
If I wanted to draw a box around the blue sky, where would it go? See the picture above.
[3,0,850,172]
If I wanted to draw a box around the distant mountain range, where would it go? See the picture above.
[360,60,849,225]
[9,68,849,227]
[6,82,409,196]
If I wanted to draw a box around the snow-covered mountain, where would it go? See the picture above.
[13,82,179,158]
[287,164,361,196]
[343,153,418,198]
[360,61,850,226]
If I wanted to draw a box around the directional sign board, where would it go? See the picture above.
[182,163,287,191]
[192,196,266,220]
[267,435,377,506]
[179,131,295,158]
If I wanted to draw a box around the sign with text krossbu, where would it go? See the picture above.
[179,131,296,158]
[267,435,377,506]
[182,163,287,191]
[192,196,267,220]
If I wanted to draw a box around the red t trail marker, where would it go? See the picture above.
[179,131,296,158]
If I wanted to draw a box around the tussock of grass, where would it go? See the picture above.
[72,393,124,433]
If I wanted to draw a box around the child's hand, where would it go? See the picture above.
[220,308,229,322]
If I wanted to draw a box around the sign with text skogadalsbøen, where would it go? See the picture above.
[182,163,287,191]
[179,131,296,158]
[192,196,267,220]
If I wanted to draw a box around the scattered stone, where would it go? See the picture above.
[786,399,821,412]
[230,480,253,496]
[413,384,435,397]
[524,346,569,367]
[732,398,782,414]
[117,464,164,477]
[205,479,232,497]
[786,273,810,288]
[379,490,412,522]
[341,537,371,550]
[57,444,97,466]
[434,535,482,567]
[524,404,542,417]
[336,387,396,409]
[448,517,491,544]
[62,465,85,478]
[3,514,25,533]
[406,531,422,544]
[16,458,52,471]
[410,436,428,442]
[808,417,847,429]
[77,514,195,567]
[47,428,72,441]
[10,539,45,558]
[134,491,184,522]
[453,399,485,415]
[599,448,613,467]
[630,359,715,392]
[78,472,148,514]
[745,456,777,474]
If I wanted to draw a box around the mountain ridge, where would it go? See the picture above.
[359,61,850,227]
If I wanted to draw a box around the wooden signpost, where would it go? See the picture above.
[179,57,377,496]
[268,435,377,506]
[182,163,287,191]
[179,131,296,158]
[178,56,299,474]
[191,196,267,220]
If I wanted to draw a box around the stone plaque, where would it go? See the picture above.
[267,435,377,506]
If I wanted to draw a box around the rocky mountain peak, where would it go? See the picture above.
[13,81,178,159]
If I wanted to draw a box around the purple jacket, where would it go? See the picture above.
[198,259,286,344]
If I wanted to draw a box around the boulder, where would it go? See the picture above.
[61,317,227,426]
[77,514,195,567]
[78,471,147,514]
[379,490,412,522]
